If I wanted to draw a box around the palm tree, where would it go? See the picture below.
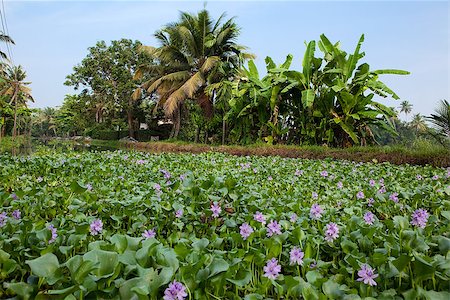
[399,100,413,121]
[409,113,427,134]
[427,99,450,138]
[134,9,252,137]
[0,65,33,139]
[0,33,14,60]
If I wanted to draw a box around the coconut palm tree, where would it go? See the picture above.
[427,99,450,138]
[409,113,427,134]
[0,33,14,60]
[134,9,252,137]
[399,100,412,121]
[0,65,33,139]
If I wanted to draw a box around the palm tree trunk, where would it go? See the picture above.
[10,87,19,140]
[12,96,18,140]
[174,108,181,138]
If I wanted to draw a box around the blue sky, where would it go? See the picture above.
[3,0,449,118]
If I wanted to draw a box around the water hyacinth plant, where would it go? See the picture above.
[0,150,449,299]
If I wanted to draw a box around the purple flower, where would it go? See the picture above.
[86,184,93,191]
[211,202,221,218]
[324,222,339,242]
[175,209,183,218]
[163,280,187,300]
[37,176,43,182]
[89,219,103,236]
[289,247,304,265]
[160,169,171,180]
[142,228,156,239]
[154,183,162,194]
[253,168,258,173]
[312,192,318,199]
[389,192,399,203]
[310,204,323,220]
[295,169,303,176]
[12,209,21,220]
[239,223,254,240]
[378,186,386,194]
[11,193,18,200]
[379,178,384,184]
[136,159,146,165]
[267,220,282,237]
[0,212,7,227]
[337,181,343,189]
[411,208,429,228]
[118,176,124,180]
[432,175,439,180]
[310,261,317,269]
[263,258,281,280]
[367,198,375,207]
[369,179,376,187]
[357,264,378,286]
[268,176,273,181]
[290,213,298,223]
[179,174,186,181]
[48,224,58,244]
[356,191,365,199]
[416,174,423,180]
[363,212,375,225]
[254,212,266,225]
[320,170,328,177]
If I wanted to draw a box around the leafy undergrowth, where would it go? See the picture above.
[0,150,449,299]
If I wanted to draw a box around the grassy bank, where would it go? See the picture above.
[119,140,450,167]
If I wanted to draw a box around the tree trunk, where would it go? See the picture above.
[194,126,200,143]
[13,103,17,139]
[127,110,135,139]
[173,108,181,139]
[222,117,226,145]
[204,128,208,144]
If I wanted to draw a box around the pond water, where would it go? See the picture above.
[1,140,121,155]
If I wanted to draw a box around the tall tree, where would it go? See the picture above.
[134,8,252,137]
[399,100,413,121]
[427,99,450,139]
[0,65,33,139]
[0,32,14,61]
[409,113,427,134]
[65,39,150,138]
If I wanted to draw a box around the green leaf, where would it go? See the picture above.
[4,282,34,300]
[373,69,410,75]
[302,41,316,84]
[70,180,87,194]
[227,269,251,287]
[26,253,60,281]
[322,279,345,299]
[208,258,229,278]
[345,34,365,80]
[248,60,259,79]
[83,249,119,279]
[301,89,315,109]
[192,238,209,251]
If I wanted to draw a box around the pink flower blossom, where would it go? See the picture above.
[263,258,281,280]
[357,264,378,286]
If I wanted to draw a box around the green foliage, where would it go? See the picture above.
[65,39,152,138]
[0,150,449,298]
[227,34,409,147]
